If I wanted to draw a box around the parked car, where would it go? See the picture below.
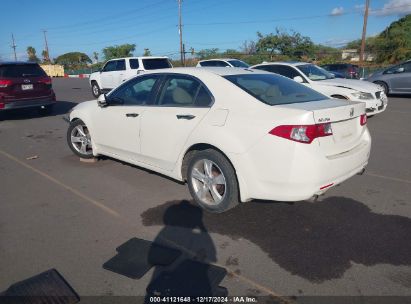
[196,58,249,68]
[321,63,360,79]
[0,61,56,113]
[366,60,411,95]
[67,68,370,213]
[89,56,172,97]
[252,62,387,116]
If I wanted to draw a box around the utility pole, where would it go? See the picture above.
[42,29,50,62]
[11,33,17,61]
[360,0,370,63]
[178,0,184,66]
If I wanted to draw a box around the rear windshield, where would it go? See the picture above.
[224,74,326,106]
[142,58,172,70]
[0,64,47,78]
[227,60,249,68]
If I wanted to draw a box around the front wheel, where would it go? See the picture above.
[374,81,388,95]
[67,119,94,159]
[187,149,239,213]
[91,82,101,98]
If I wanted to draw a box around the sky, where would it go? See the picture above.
[1,0,411,61]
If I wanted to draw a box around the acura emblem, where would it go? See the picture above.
[23,79,31,83]
[349,108,354,117]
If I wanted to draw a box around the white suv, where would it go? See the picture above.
[252,62,388,116]
[90,57,172,97]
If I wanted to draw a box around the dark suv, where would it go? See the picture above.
[0,62,56,113]
[321,63,360,79]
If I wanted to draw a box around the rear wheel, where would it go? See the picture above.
[187,149,239,213]
[67,119,94,159]
[374,81,388,95]
[91,82,101,98]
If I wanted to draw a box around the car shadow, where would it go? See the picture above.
[141,197,411,283]
[0,100,77,121]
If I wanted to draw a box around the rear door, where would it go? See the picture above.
[0,64,51,101]
[139,74,213,170]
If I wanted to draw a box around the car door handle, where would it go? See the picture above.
[176,114,196,120]
[126,113,139,117]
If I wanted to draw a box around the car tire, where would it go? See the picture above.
[67,119,94,159]
[374,81,389,95]
[38,104,54,115]
[91,82,101,98]
[187,149,239,213]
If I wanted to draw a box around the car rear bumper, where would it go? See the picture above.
[231,128,371,202]
[0,97,56,110]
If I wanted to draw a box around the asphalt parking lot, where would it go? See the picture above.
[0,78,410,301]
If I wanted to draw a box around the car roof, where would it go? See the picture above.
[198,58,243,62]
[145,67,271,77]
[106,56,169,61]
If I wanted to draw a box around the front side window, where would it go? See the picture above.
[102,61,117,72]
[110,76,160,105]
[254,65,304,81]
[296,64,334,81]
[224,73,327,106]
[157,76,212,107]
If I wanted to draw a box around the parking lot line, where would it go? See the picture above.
[0,149,291,300]
[0,149,121,218]
[366,172,411,184]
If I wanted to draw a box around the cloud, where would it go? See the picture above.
[372,0,411,16]
[330,6,344,16]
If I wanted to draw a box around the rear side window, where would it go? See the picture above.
[129,59,139,69]
[224,74,326,106]
[227,60,249,68]
[157,75,212,107]
[142,58,171,70]
[0,64,46,77]
[116,60,126,71]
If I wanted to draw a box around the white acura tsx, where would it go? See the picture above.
[67,68,371,213]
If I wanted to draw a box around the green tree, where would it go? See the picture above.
[55,52,92,69]
[26,46,40,63]
[41,50,50,63]
[196,48,219,59]
[256,28,315,60]
[93,51,99,63]
[143,48,151,56]
[102,44,136,60]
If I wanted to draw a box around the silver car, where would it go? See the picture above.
[367,60,411,94]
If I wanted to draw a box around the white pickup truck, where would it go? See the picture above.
[89,56,172,97]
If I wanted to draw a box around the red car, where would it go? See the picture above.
[0,62,56,114]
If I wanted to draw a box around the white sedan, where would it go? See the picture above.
[67,68,371,213]
[252,62,388,116]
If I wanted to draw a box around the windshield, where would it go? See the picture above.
[224,73,327,106]
[142,58,172,70]
[227,60,249,68]
[296,64,334,81]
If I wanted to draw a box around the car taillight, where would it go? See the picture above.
[0,79,13,88]
[269,123,333,144]
[360,114,367,126]
[38,77,52,85]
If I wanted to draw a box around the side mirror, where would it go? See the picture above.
[97,94,108,107]
[293,76,304,83]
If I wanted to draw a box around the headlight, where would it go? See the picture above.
[351,92,374,100]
